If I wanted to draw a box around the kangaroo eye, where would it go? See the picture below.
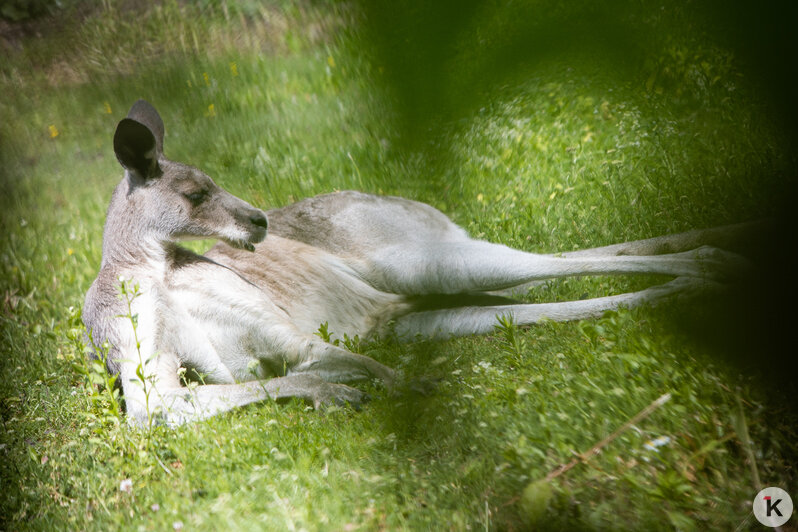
[184,190,207,205]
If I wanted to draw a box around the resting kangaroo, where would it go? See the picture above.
[83,100,750,427]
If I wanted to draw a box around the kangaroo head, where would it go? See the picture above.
[112,100,268,251]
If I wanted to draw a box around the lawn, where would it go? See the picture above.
[1,1,796,530]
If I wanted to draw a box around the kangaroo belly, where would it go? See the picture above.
[207,235,412,340]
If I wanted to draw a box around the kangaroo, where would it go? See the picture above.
[83,100,751,427]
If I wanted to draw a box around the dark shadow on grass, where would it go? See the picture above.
[664,214,798,412]
[352,0,798,145]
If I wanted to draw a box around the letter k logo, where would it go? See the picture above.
[764,496,783,517]
[754,488,793,527]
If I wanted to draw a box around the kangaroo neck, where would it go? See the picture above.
[99,179,173,271]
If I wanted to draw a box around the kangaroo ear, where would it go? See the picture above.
[113,118,161,180]
[126,99,164,154]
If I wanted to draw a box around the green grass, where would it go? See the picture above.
[1,1,796,530]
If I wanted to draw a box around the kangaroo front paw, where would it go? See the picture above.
[313,382,370,410]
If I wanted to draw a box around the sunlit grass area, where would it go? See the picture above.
[1,1,796,530]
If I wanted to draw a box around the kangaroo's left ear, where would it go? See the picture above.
[113,118,161,181]
[126,99,164,154]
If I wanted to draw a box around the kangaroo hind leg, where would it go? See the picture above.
[367,239,726,296]
[393,276,721,341]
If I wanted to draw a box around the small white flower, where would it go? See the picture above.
[643,435,672,452]
[119,478,133,493]
[173,521,184,531]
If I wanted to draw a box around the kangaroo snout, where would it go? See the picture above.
[237,206,268,251]
[250,212,268,231]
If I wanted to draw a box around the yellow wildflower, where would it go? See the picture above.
[48,125,59,138]
[230,62,238,77]
[103,102,112,114]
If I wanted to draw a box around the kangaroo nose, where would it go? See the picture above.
[250,213,268,230]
